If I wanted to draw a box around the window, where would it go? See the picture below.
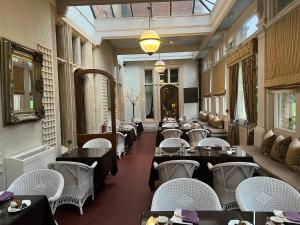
[236,63,247,120]
[222,96,227,115]
[144,70,154,119]
[208,97,212,112]
[215,96,220,114]
[203,97,208,111]
[275,0,295,15]
[160,68,179,84]
[275,92,296,131]
[236,14,258,45]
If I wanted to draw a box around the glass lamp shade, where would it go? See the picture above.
[139,30,161,55]
[154,60,166,74]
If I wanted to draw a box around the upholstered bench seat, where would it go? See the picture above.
[238,145,300,192]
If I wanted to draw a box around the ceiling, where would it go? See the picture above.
[92,0,217,19]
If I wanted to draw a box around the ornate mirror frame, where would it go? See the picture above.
[0,37,44,125]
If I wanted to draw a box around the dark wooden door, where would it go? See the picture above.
[160,85,179,120]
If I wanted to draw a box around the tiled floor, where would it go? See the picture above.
[55,132,155,225]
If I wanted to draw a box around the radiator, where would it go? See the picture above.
[5,145,56,187]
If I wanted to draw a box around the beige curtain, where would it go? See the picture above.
[242,55,257,145]
[265,5,300,88]
[212,58,226,96]
[228,63,239,146]
[201,70,211,97]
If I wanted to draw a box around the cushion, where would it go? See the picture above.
[270,135,292,163]
[286,138,300,173]
[208,114,215,126]
[210,116,224,129]
[260,130,277,156]
[199,111,208,122]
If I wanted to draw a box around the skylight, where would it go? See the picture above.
[92,0,217,19]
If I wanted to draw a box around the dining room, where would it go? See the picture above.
[1,0,300,225]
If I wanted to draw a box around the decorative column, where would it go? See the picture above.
[254,0,267,146]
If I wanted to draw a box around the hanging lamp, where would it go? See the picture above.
[139,4,161,55]
[154,53,166,75]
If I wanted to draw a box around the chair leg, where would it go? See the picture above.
[79,206,83,215]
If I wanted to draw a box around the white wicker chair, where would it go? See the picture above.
[187,129,210,147]
[236,176,300,211]
[198,137,230,147]
[161,129,183,139]
[159,138,190,148]
[104,131,127,159]
[48,161,97,215]
[153,160,200,185]
[82,138,112,148]
[162,122,179,128]
[7,169,64,213]
[207,162,260,210]
[151,178,222,211]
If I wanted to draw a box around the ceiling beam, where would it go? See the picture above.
[115,44,202,55]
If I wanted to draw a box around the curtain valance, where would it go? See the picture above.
[265,6,300,89]
[227,38,257,67]
[212,58,226,96]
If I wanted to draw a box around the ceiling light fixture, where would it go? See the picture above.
[154,53,166,75]
[139,4,161,55]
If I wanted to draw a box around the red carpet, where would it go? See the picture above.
[55,132,155,225]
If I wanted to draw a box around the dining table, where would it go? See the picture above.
[148,146,254,191]
[118,127,137,150]
[0,195,56,225]
[56,147,118,190]
[140,211,274,225]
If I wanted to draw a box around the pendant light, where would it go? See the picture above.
[139,4,161,55]
[154,53,166,75]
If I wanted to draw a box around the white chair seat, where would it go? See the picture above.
[104,131,127,159]
[159,138,190,148]
[151,178,222,211]
[161,129,183,139]
[7,169,64,214]
[236,176,300,211]
[83,138,112,149]
[187,129,209,147]
[198,137,230,147]
[208,162,260,210]
[48,161,97,215]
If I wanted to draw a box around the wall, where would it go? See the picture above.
[0,0,57,189]
[122,59,199,124]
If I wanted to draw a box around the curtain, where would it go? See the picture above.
[265,5,300,88]
[212,58,226,96]
[201,70,211,97]
[228,63,239,146]
[242,55,257,145]
[74,75,87,134]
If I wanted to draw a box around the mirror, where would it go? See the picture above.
[0,37,44,125]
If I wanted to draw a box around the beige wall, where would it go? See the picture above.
[0,0,58,189]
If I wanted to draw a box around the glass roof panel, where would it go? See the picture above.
[111,4,132,17]
[171,1,193,16]
[152,2,170,17]
[131,3,149,17]
[93,5,113,18]
[92,0,217,19]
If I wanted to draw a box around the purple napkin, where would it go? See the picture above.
[0,191,13,202]
[181,210,199,224]
[283,212,300,223]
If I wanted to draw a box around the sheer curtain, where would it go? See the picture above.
[228,63,240,146]
[145,86,153,118]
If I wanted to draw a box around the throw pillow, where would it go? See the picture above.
[286,138,300,173]
[199,111,208,122]
[210,117,224,129]
[260,130,277,156]
[270,135,292,163]
[208,114,215,126]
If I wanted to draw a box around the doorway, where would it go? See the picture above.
[160,84,179,120]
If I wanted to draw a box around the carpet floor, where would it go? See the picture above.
[55,132,155,225]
